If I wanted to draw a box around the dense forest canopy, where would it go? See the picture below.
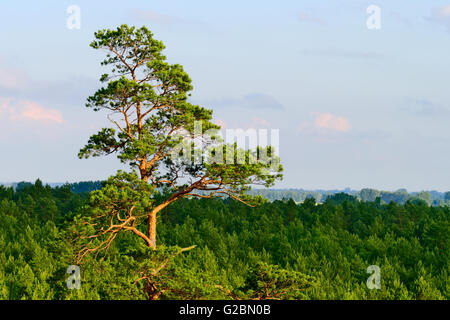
[0,180,448,299]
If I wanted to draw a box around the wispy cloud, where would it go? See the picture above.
[403,98,450,116]
[132,9,184,25]
[0,74,98,108]
[0,67,29,90]
[210,93,284,110]
[432,5,450,18]
[301,48,384,60]
[388,11,413,28]
[298,11,325,25]
[239,117,272,129]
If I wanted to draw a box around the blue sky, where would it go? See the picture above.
[0,0,449,191]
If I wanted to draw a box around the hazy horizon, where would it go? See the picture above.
[1,180,447,194]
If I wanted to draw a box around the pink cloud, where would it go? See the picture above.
[18,101,64,123]
[214,118,227,128]
[313,113,351,132]
[251,117,271,127]
[1,98,64,124]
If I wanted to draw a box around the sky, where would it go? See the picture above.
[0,0,449,191]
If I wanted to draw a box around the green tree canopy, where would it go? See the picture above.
[78,25,283,253]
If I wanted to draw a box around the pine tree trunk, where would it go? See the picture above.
[148,211,157,249]
[139,167,156,248]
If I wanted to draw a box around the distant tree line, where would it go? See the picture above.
[248,188,450,207]
[3,182,449,207]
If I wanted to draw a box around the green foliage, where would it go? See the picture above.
[1,181,448,300]
[78,24,221,169]
[240,262,316,300]
[77,24,283,259]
